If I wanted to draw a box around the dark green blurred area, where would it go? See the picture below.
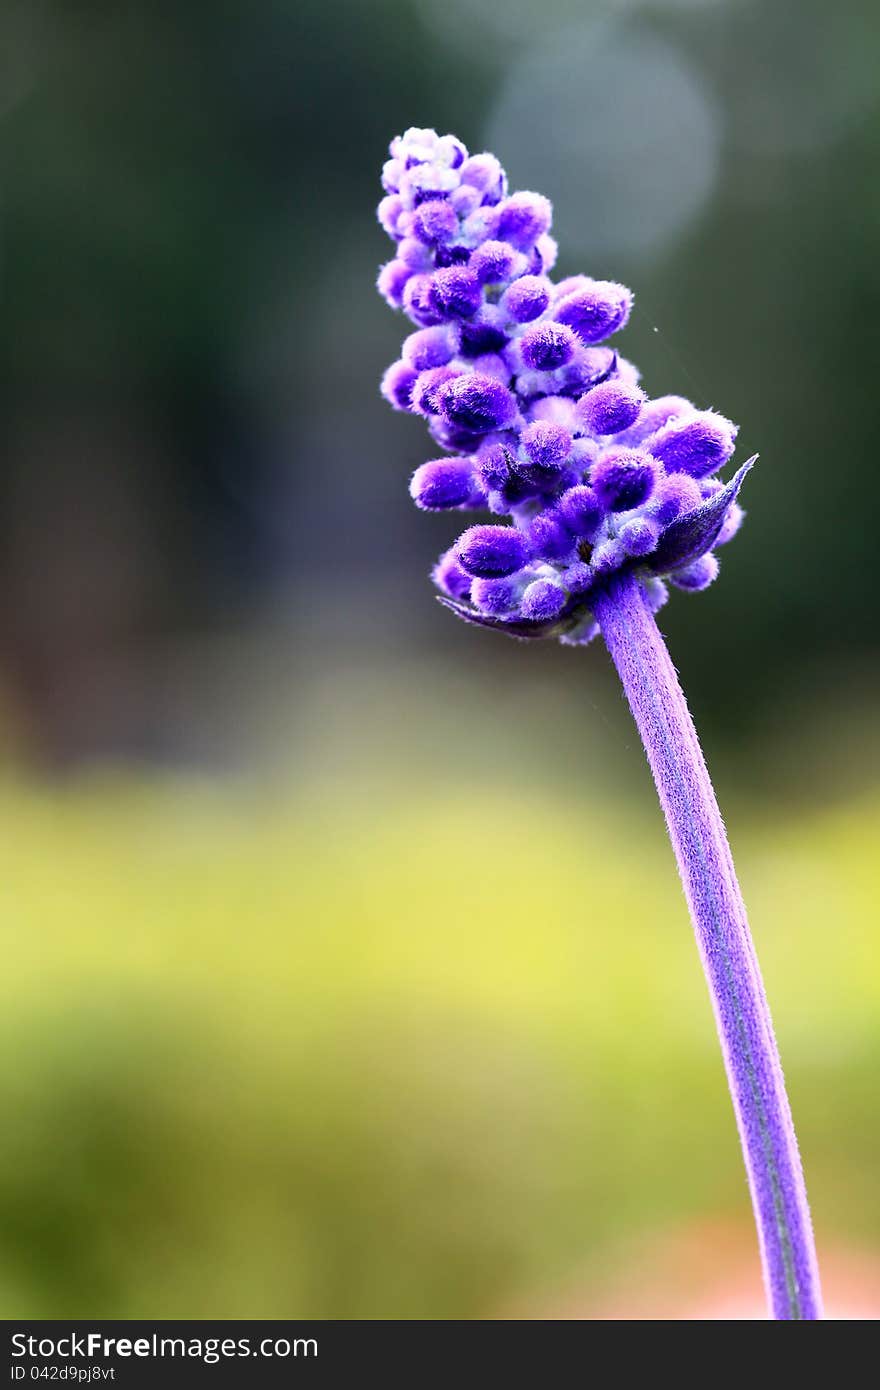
[0,0,877,761]
[0,0,878,1320]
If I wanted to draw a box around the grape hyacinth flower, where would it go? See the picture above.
[377,129,822,1320]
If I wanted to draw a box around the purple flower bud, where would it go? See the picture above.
[647,411,738,479]
[669,552,720,591]
[619,516,661,557]
[519,322,577,371]
[496,192,553,250]
[591,448,658,511]
[521,578,567,621]
[577,380,645,436]
[554,281,633,344]
[410,365,459,416]
[397,237,434,271]
[456,524,528,577]
[535,234,558,273]
[412,199,459,245]
[467,350,510,382]
[409,458,479,510]
[459,153,507,202]
[649,474,703,525]
[450,185,481,217]
[429,415,488,452]
[500,275,552,323]
[380,360,418,411]
[527,509,575,562]
[403,273,443,326]
[377,195,406,238]
[462,205,501,245]
[469,240,521,285]
[476,442,513,490]
[429,266,483,320]
[432,547,473,601]
[518,421,572,480]
[382,157,403,195]
[439,373,518,432]
[558,484,603,539]
[557,347,618,397]
[471,576,519,614]
[377,259,412,309]
[402,325,458,372]
[616,395,692,446]
[569,436,600,470]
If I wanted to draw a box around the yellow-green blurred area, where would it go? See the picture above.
[1,660,878,1317]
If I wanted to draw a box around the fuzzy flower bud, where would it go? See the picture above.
[377,129,749,641]
[456,525,528,578]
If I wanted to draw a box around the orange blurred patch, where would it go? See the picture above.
[507,1219,880,1320]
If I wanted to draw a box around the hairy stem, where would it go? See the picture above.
[592,571,822,1320]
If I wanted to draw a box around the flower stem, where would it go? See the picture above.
[592,572,822,1320]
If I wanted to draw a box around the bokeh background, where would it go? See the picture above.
[0,0,878,1318]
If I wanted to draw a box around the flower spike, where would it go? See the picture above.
[378,127,748,640]
[376,128,823,1321]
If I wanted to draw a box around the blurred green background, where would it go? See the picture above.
[0,0,878,1318]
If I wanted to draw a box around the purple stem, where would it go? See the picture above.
[592,572,822,1320]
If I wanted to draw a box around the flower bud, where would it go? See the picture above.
[429,267,483,320]
[439,373,518,432]
[619,516,660,557]
[380,360,418,411]
[456,525,528,577]
[649,475,702,525]
[515,422,572,483]
[519,322,577,371]
[471,576,520,614]
[591,448,658,510]
[577,380,645,436]
[558,485,603,539]
[670,553,720,591]
[521,578,567,621]
[459,153,506,202]
[554,280,632,344]
[469,240,522,285]
[496,192,553,250]
[413,366,461,417]
[432,548,472,601]
[500,275,552,323]
[647,411,738,478]
[377,195,405,237]
[377,259,412,309]
[410,459,479,510]
[412,199,459,245]
[402,326,458,372]
[527,509,576,562]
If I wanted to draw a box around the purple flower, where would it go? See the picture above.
[456,524,528,578]
[375,129,823,1322]
[376,127,751,645]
